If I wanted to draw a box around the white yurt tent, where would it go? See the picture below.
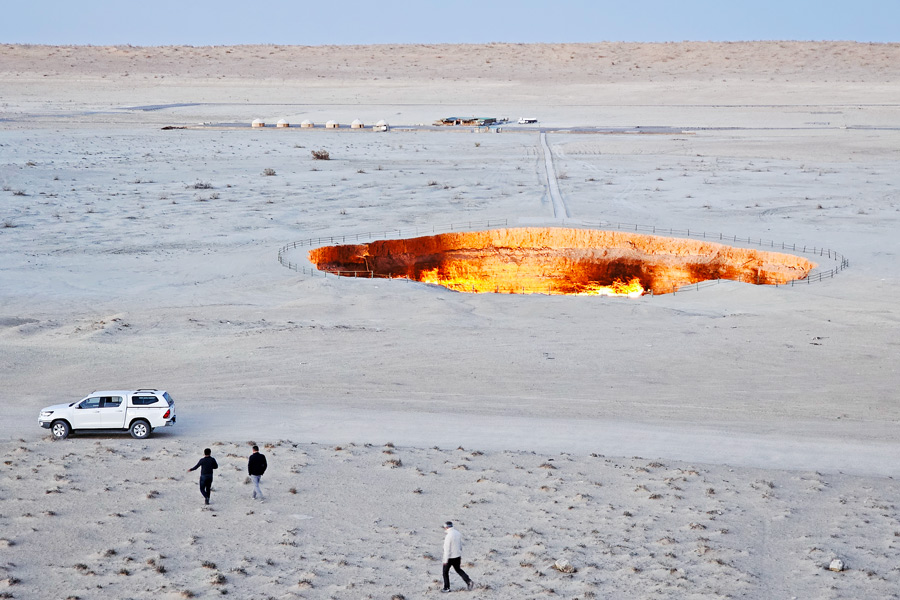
[276,119,289,128]
[325,120,339,129]
[350,119,364,129]
[300,119,314,128]
[374,119,389,132]
[251,118,265,128]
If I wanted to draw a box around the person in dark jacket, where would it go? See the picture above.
[187,448,218,505]
[248,445,268,500]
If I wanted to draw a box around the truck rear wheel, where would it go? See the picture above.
[51,420,70,440]
[129,420,150,439]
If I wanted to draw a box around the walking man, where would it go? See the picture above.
[187,448,218,505]
[248,444,268,500]
[441,521,474,593]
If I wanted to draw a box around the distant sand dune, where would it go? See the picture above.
[2,42,898,83]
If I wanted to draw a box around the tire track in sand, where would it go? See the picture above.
[540,132,570,219]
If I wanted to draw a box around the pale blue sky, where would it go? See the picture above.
[2,0,896,46]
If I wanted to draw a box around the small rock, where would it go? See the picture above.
[554,558,576,573]
[828,558,845,572]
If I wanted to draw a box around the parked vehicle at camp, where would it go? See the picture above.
[38,389,176,440]
[518,117,538,124]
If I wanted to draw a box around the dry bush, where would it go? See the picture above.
[262,168,276,176]
[311,149,330,160]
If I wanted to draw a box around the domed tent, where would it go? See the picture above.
[350,119,364,129]
[300,119,314,128]
[374,119,389,132]
[251,118,265,128]
[276,119,290,128]
[325,120,339,129]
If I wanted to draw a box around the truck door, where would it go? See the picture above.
[71,396,103,428]
[98,396,126,428]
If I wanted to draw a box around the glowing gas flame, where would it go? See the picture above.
[578,277,645,297]
[307,228,817,296]
[400,268,644,296]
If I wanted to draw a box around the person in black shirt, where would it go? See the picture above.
[248,445,268,500]
[187,448,218,505]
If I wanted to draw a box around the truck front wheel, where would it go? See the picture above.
[51,420,70,440]
[129,420,151,439]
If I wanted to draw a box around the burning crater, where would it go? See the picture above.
[308,228,816,296]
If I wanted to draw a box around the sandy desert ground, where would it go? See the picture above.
[1,42,900,598]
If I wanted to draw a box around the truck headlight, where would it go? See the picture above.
[40,411,53,418]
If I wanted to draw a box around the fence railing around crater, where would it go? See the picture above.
[277,218,848,294]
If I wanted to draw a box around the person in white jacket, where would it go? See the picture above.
[441,521,474,592]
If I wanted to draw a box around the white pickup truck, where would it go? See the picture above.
[39,389,176,440]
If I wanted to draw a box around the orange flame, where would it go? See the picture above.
[411,268,644,296]
[307,228,817,296]
[577,277,645,297]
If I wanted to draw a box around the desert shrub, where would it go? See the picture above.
[262,168,276,176]
[311,149,330,160]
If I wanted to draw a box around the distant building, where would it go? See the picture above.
[276,119,290,128]
[325,120,339,129]
[251,118,265,128]
[300,119,314,128]
[434,117,499,126]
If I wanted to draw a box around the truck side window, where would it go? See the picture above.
[131,395,159,406]
[101,396,122,408]
[81,397,101,409]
